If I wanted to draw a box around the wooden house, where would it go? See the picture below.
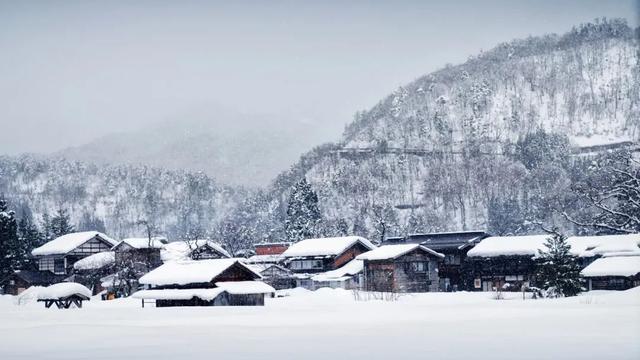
[31,231,119,276]
[71,251,116,295]
[245,242,291,265]
[385,231,489,291]
[161,240,231,262]
[113,237,168,271]
[357,244,444,293]
[467,234,640,292]
[246,263,296,290]
[282,236,376,274]
[0,270,64,295]
[133,259,275,307]
[310,259,364,290]
[581,254,640,290]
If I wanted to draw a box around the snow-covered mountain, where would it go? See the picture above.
[55,108,334,187]
[263,19,640,241]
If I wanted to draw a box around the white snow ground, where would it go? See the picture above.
[0,288,638,360]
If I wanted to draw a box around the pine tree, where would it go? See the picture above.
[16,212,44,270]
[284,178,321,242]
[50,207,75,239]
[0,198,19,278]
[535,230,583,297]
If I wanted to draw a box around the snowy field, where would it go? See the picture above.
[0,288,639,360]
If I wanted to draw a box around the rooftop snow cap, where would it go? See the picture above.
[138,258,261,286]
[282,236,376,258]
[581,255,640,277]
[31,231,118,256]
[357,244,444,261]
[115,237,168,250]
[161,240,231,262]
[467,234,640,258]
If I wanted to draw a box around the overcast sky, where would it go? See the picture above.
[0,0,637,154]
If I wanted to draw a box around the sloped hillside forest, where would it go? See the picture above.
[0,19,638,253]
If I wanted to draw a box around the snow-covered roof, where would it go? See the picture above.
[139,259,261,286]
[132,281,275,300]
[357,244,444,261]
[37,282,92,299]
[311,259,364,282]
[161,240,231,262]
[73,251,115,270]
[115,237,167,250]
[581,255,640,277]
[32,231,118,256]
[282,236,376,258]
[244,254,283,264]
[214,281,275,294]
[467,234,640,258]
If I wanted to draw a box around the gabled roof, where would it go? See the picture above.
[581,255,640,277]
[357,244,444,261]
[114,237,168,250]
[389,231,489,250]
[31,231,118,256]
[282,236,376,258]
[139,259,261,286]
[161,240,231,262]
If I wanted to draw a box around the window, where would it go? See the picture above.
[9,280,15,285]
[54,258,65,274]
[444,254,461,265]
[39,258,55,272]
[410,262,427,272]
[291,260,323,270]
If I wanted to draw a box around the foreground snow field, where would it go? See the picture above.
[0,288,639,360]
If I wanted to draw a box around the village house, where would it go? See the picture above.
[161,240,231,262]
[384,231,489,291]
[281,236,376,288]
[1,270,65,295]
[245,242,291,265]
[310,259,364,290]
[71,251,116,294]
[132,259,275,307]
[357,244,443,293]
[31,231,119,276]
[581,254,640,290]
[466,233,640,291]
[245,263,296,290]
[113,237,168,271]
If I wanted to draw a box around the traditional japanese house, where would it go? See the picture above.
[245,242,291,265]
[357,244,444,293]
[71,251,116,295]
[113,237,168,270]
[466,233,640,291]
[132,259,275,307]
[283,236,375,274]
[161,240,231,262]
[581,254,640,290]
[310,259,364,290]
[385,231,489,291]
[246,263,296,290]
[1,270,65,295]
[31,231,119,276]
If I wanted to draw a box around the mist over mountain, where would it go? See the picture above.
[56,107,335,187]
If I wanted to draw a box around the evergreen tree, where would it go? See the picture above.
[16,212,44,270]
[0,198,19,278]
[40,212,53,241]
[50,207,75,238]
[535,229,583,297]
[284,178,321,242]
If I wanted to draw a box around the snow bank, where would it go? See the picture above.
[37,283,92,299]
[581,255,640,277]
[215,281,276,294]
[283,236,376,258]
[139,259,261,286]
[32,231,118,256]
[73,251,115,270]
[357,244,443,261]
[161,240,230,262]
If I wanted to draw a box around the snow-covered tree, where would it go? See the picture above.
[535,229,583,297]
[16,211,44,270]
[0,198,19,278]
[50,207,75,239]
[285,178,321,242]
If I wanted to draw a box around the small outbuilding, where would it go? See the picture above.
[357,244,444,293]
[133,259,275,307]
[1,270,64,295]
[581,254,640,290]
